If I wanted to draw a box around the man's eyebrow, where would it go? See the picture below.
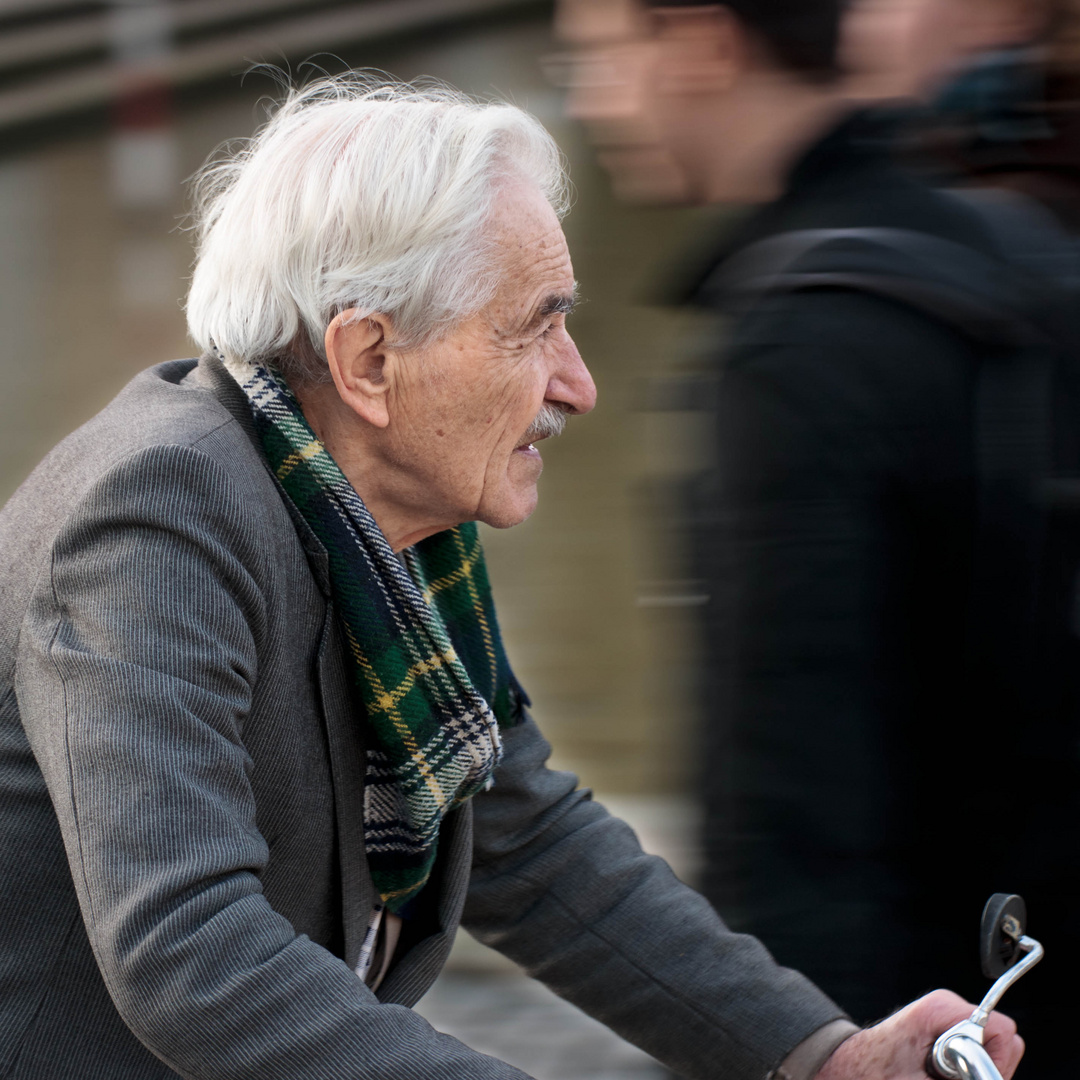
[540,291,577,317]
[523,288,578,330]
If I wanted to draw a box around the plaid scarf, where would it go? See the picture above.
[227,358,518,912]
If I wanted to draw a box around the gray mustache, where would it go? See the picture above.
[522,404,567,444]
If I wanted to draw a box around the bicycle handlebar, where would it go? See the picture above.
[930,934,1043,1080]
[937,1035,1006,1080]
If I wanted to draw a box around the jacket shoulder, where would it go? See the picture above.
[0,357,291,684]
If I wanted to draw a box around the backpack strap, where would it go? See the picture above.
[710,226,1052,348]
[944,186,1080,292]
[711,223,1058,695]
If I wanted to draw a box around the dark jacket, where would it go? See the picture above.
[691,111,1080,1073]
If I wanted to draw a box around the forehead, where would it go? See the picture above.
[556,0,650,44]
[488,183,574,305]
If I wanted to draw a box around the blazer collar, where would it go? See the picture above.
[190,353,333,598]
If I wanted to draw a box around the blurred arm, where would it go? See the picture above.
[698,289,975,1014]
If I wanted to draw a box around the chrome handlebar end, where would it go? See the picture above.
[934,1033,1009,1080]
[930,935,1043,1080]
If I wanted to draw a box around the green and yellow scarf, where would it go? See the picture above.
[230,358,521,912]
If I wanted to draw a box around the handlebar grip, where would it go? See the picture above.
[934,1035,1004,1080]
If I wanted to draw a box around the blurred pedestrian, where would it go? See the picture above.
[558,2,1080,1076]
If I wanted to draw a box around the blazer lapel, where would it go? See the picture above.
[316,605,375,971]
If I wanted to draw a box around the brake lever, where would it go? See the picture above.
[930,894,1043,1080]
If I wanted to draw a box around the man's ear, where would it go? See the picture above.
[654,5,746,96]
[324,309,395,429]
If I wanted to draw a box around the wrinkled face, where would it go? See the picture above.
[387,180,596,531]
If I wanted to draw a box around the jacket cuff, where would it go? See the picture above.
[769,1019,861,1080]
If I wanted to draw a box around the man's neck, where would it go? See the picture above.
[293,380,457,554]
[698,76,855,205]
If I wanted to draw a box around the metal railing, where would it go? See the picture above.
[0,0,547,131]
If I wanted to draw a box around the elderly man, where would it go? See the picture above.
[0,77,1020,1080]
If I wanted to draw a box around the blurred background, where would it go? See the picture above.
[0,1,723,1075]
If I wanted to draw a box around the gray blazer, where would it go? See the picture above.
[0,356,844,1079]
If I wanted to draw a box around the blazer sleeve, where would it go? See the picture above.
[462,716,849,1080]
[15,443,534,1080]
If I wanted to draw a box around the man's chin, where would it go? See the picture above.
[478,488,540,531]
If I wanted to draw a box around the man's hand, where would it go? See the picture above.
[816,990,1024,1080]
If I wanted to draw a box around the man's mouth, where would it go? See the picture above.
[516,404,567,453]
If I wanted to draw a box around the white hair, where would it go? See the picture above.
[185,73,571,383]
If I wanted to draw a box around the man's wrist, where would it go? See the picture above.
[769,1019,861,1080]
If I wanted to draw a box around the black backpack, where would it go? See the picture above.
[709,188,1080,714]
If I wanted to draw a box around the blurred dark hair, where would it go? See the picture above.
[646,0,844,81]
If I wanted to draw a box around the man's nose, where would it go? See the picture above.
[548,334,597,416]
